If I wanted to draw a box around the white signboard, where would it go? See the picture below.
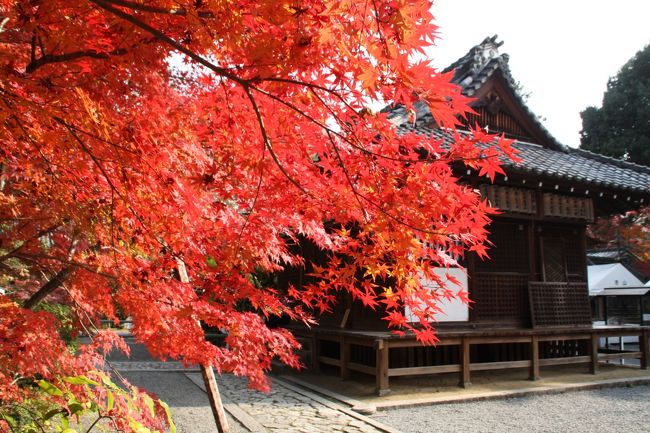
[405,267,469,322]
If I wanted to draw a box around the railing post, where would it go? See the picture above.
[459,337,471,388]
[340,336,350,379]
[375,339,390,396]
[311,333,320,373]
[529,335,540,381]
[589,332,599,374]
[641,328,649,370]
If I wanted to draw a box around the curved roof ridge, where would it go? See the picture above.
[570,148,650,175]
[441,35,567,151]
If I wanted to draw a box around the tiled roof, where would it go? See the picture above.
[386,36,650,195]
[392,123,650,194]
[448,35,565,150]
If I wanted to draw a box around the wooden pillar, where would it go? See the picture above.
[375,340,390,396]
[201,365,230,433]
[459,338,471,388]
[589,333,599,375]
[641,328,650,370]
[529,335,540,381]
[340,336,350,379]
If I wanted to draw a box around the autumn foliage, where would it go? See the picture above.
[0,0,515,430]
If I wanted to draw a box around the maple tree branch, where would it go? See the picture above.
[0,222,63,263]
[100,0,215,17]
[15,253,116,279]
[22,267,73,310]
[90,0,246,86]
[243,87,314,198]
[325,130,369,222]
[25,48,128,73]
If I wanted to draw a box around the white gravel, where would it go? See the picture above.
[373,385,650,433]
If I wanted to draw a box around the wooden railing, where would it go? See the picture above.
[293,326,650,396]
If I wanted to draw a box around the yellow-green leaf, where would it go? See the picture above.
[38,380,63,397]
[160,400,177,433]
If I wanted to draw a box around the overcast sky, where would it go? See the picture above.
[426,0,650,148]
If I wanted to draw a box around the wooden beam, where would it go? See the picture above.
[386,338,461,348]
[347,362,376,376]
[470,360,531,371]
[318,355,341,367]
[538,356,590,366]
[201,365,230,433]
[388,364,461,377]
[597,352,643,361]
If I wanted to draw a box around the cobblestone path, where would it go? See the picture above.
[111,360,396,433]
[185,373,397,433]
[109,361,200,372]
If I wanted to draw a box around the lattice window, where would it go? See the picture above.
[528,282,591,327]
[541,227,586,281]
[473,273,530,323]
[479,184,536,214]
[476,221,530,273]
[543,193,594,221]
[542,238,567,282]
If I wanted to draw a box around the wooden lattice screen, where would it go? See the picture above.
[473,273,530,324]
[479,184,536,214]
[543,193,594,221]
[541,238,566,282]
[528,282,591,327]
[475,221,530,273]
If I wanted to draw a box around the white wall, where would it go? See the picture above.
[406,267,469,322]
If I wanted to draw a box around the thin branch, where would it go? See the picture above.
[325,130,369,222]
[0,222,63,263]
[243,86,314,198]
[25,48,127,73]
[100,0,215,18]
[85,414,115,433]
[53,117,138,154]
[89,0,246,86]
[15,253,116,280]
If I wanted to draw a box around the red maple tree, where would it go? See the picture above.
[0,1,516,430]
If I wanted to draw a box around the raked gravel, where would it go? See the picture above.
[373,384,650,433]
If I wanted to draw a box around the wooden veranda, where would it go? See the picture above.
[294,324,650,396]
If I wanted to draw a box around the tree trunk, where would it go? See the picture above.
[23,267,72,310]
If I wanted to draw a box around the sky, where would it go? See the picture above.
[426,0,650,148]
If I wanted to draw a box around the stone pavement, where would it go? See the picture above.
[185,373,398,433]
[111,361,398,433]
[109,361,200,372]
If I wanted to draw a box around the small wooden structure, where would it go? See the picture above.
[284,36,650,395]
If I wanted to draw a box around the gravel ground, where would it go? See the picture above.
[374,385,650,433]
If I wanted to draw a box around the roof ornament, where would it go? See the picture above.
[471,35,503,74]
